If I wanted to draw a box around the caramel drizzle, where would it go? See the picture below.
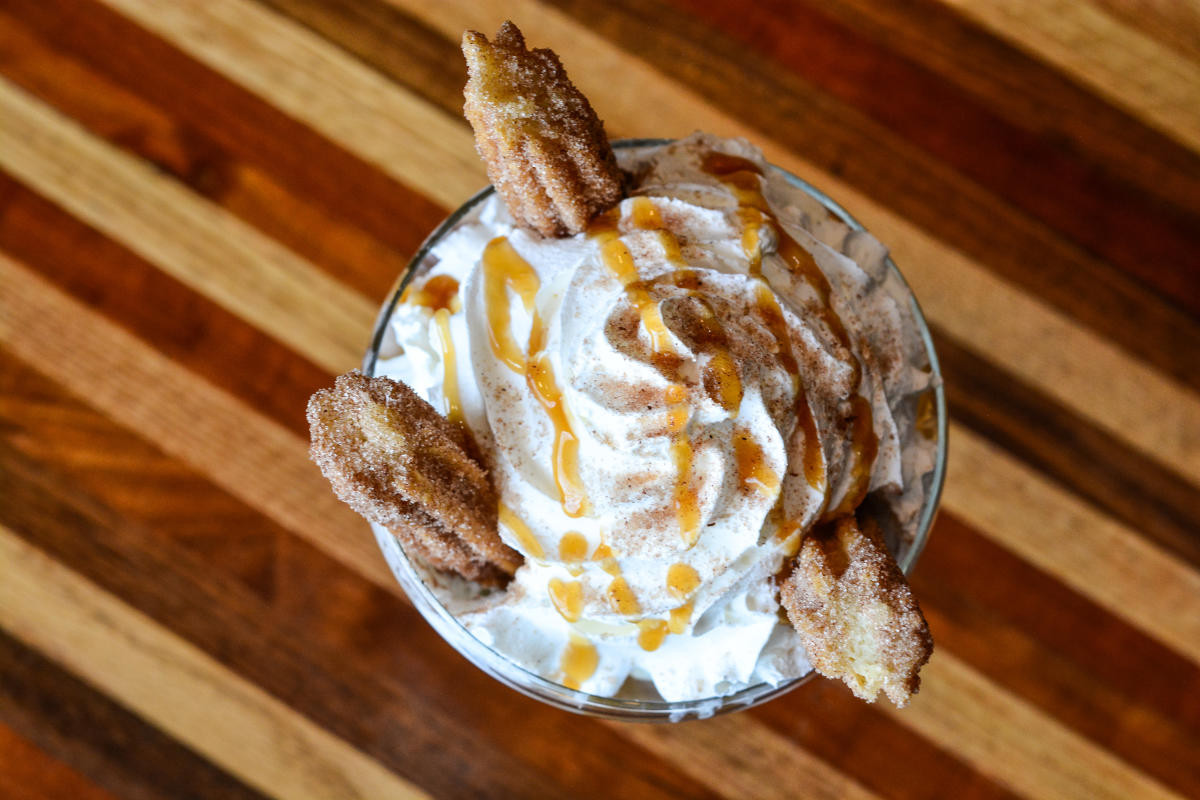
[548,577,583,622]
[590,202,707,547]
[733,428,780,500]
[560,632,598,690]
[432,308,463,425]
[402,274,461,313]
[702,153,876,519]
[483,237,589,518]
[498,503,544,559]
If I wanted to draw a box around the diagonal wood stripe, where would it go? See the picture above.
[0,724,121,800]
[945,426,1200,665]
[935,0,1200,154]
[0,255,865,800]
[0,252,391,592]
[1,226,1189,800]
[0,527,430,800]
[0,632,272,800]
[1090,0,1200,64]
[99,0,483,209]
[616,719,878,800]
[381,0,1200,484]
[886,653,1183,800]
[0,78,372,375]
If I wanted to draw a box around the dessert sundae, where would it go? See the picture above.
[309,22,936,708]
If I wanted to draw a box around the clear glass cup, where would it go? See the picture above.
[363,139,947,721]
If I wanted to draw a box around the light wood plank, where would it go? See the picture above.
[888,652,1184,800]
[945,425,1200,665]
[0,253,392,592]
[0,78,372,375]
[101,0,483,210]
[615,717,878,800]
[386,0,1200,487]
[936,0,1200,154]
[0,526,429,800]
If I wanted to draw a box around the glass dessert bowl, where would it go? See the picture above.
[360,138,947,722]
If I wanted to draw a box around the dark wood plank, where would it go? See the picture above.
[0,173,327,439]
[0,631,270,800]
[933,329,1200,569]
[0,355,726,800]
[1,0,448,302]
[549,0,1200,394]
[913,514,1200,797]
[0,725,122,800]
[786,0,1200,231]
[751,682,1022,800]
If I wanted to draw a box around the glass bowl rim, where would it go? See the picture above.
[362,138,948,721]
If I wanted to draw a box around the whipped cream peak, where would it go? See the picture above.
[374,133,934,700]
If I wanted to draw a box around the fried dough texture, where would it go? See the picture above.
[462,21,624,237]
[307,371,521,585]
[780,514,933,706]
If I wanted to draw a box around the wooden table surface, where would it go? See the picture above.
[2,1,1199,798]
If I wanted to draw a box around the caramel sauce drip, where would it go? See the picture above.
[432,309,462,425]
[591,541,614,562]
[526,312,589,518]
[560,633,598,690]
[548,578,583,623]
[753,284,824,490]
[483,237,589,518]
[666,563,700,600]
[702,152,876,516]
[498,503,544,559]
[915,387,938,440]
[590,206,705,548]
[825,395,879,518]
[483,237,539,372]
[606,575,641,616]
[636,619,669,652]
[668,601,694,634]
[733,428,780,500]
[402,274,461,313]
[559,532,589,563]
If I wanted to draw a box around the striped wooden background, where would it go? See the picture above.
[1,0,1198,797]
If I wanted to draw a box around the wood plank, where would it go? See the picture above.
[935,0,1200,153]
[616,718,878,800]
[0,6,420,302]
[933,331,1200,569]
[0,431,721,800]
[598,0,1200,319]
[0,636,270,800]
[0,528,431,800]
[99,0,483,209]
[883,652,1182,800]
[0,78,372,375]
[0,251,389,591]
[0,725,121,800]
[915,515,1200,796]
[1090,0,1200,64]
[0,173,326,439]
[386,0,1200,486]
[946,425,1200,665]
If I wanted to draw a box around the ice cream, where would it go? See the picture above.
[371,133,937,702]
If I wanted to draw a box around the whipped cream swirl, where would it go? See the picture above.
[375,134,934,701]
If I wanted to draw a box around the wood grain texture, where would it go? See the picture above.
[3,0,1199,797]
